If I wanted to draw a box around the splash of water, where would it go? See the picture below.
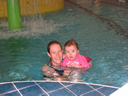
[0,0,63,40]
[0,17,63,39]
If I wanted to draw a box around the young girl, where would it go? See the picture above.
[61,39,92,69]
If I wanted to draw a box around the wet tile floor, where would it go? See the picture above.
[0,81,119,96]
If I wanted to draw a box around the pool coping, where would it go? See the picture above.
[0,80,119,96]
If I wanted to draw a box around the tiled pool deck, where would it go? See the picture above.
[0,81,119,96]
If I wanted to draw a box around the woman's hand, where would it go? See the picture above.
[63,67,71,76]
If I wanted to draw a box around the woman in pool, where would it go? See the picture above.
[61,39,92,69]
[41,40,70,81]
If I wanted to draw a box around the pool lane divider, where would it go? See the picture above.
[65,0,128,38]
[6,0,22,30]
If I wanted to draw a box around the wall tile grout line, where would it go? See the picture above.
[18,84,37,90]
[36,82,73,95]
[80,89,103,96]
[86,84,105,96]
[12,82,23,96]
[88,83,119,89]
[42,84,69,94]
[34,81,50,96]
[0,89,17,96]
[59,82,77,96]
[42,83,67,94]
[72,83,104,96]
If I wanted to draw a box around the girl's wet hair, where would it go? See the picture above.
[64,39,79,49]
[47,40,62,53]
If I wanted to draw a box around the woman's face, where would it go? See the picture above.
[47,44,63,67]
[65,45,79,60]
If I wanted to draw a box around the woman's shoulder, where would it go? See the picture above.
[41,64,51,72]
[43,64,48,67]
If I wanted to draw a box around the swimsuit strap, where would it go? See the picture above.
[47,63,63,71]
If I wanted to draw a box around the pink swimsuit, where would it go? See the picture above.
[61,53,90,68]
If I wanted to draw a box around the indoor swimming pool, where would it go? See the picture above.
[0,0,128,89]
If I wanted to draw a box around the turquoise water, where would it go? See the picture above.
[0,0,128,87]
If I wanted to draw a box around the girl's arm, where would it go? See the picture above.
[67,61,84,68]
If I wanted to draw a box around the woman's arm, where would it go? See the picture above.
[41,64,60,78]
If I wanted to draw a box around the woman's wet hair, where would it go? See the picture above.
[47,40,62,53]
[64,39,79,50]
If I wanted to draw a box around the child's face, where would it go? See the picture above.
[65,45,79,60]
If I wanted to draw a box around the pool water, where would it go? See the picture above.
[0,0,128,87]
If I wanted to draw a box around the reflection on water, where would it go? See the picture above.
[43,67,88,82]
[67,70,83,82]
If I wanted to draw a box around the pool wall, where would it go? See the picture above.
[0,0,64,17]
